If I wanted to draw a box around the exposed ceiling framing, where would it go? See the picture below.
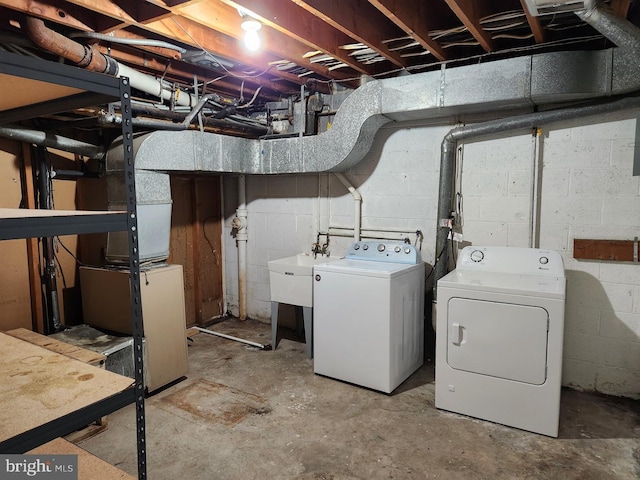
[0,0,636,136]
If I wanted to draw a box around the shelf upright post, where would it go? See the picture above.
[119,76,147,480]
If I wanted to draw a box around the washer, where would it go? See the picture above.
[435,246,566,437]
[313,241,425,393]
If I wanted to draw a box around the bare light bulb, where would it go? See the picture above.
[241,20,262,52]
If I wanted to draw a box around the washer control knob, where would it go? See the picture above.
[394,246,401,253]
[404,247,412,254]
[470,250,484,262]
[353,243,360,250]
[377,244,386,252]
[539,256,549,265]
[363,244,369,250]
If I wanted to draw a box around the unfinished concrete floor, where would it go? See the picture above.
[80,318,639,479]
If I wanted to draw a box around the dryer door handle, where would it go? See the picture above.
[450,323,464,346]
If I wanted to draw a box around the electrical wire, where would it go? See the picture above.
[54,252,67,289]
[69,31,187,53]
[425,226,452,285]
[171,17,273,79]
[236,86,263,109]
[55,237,89,266]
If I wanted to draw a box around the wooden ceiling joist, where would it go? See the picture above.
[291,0,409,70]
[0,0,95,31]
[444,0,494,52]
[520,0,546,43]
[367,0,448,61]
[167,1,360,84]
[98,45,296,98]
[218,0,377,76]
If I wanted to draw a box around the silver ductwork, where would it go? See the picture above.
[106,1,640,262]
[523,0,595,16]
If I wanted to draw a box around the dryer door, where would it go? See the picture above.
[447,297,548,385]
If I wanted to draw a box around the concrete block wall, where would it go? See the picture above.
[539,113,640,398]
[222,111,640,399]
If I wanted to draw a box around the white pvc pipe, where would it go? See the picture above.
[194,327,266,349]
[236,175,248,320]
[118,63,197,107]
[333,173,362,242]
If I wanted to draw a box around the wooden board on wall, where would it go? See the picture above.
[195,177,223,322]
[0,139,32,331]
[168,175,223,326]
[168,177,197,325]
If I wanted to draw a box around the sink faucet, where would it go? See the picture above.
[312,233,329,258]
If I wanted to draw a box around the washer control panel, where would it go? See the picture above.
[348,241,420,264]
[457,246,564,276]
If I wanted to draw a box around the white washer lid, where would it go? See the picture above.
[437,269,566,299]
[314,258,423,279]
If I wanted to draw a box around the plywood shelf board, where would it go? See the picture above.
[29,438,136,480]
[0,333,133,444]
[5,328,106,367]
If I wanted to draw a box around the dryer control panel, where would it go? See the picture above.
[457,246,564,276]
[346,241,421,264]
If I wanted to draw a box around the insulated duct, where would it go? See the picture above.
[103,1,640,262]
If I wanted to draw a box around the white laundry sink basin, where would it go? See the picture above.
[268,253,339,307]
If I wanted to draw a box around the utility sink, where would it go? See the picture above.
[268,253,339,307]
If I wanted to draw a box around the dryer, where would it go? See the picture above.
[313,241,425,393]
[435,246,566,437]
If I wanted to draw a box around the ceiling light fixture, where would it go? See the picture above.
[241,19,262,52]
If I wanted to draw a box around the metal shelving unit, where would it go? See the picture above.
[0,51,147,479]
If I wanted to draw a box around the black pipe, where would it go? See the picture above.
[35,146,61,333]
[52,168,102,180]
[100,105,268,137]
